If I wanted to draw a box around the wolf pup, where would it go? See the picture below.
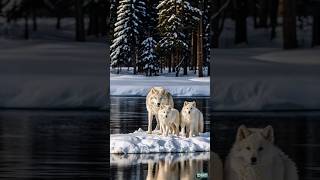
[225,125,298,180]
[180,101,204,137]
[158,105,180,136]
[146,87,174,134]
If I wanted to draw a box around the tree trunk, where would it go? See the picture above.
[234,0,248,44]
[193,31,197,74]
[258,0,268,28]
[32,8,37,31]
[56,15,61,29]
[312,9,320,47]
[75,0,85,42]
[197,18,204,77]
[270,0,279,40]
[168,54,172,73]
[282,0,297,49]
[24,15,29,40]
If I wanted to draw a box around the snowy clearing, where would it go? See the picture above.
[110,128,210,154]
[0,38,107,109]
[110,74,210,96]
[110,151,209,166]
[214,48,320,110]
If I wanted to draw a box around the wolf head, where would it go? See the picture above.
[159,105,172,119]
[233,125,275,166]
[150,87,170,109]
[182,101,196,114]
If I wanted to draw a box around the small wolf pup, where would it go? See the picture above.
[146,87,174,134]
[180,101,204,137]
[158,105,180,136]
[225,125,298,180]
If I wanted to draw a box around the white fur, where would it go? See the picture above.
[225,125,298,180]
[180,101,204,137]
[158,105,180,136]
[146,87,174,134]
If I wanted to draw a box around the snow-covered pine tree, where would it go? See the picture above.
[140,37,159,76]
[157,0,201,74]
[110,0,146,74]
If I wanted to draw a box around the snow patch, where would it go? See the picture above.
[110,74,210,96]
[110,129,210,154]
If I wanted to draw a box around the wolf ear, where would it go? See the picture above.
[192,101,196,107]
[236,125,250,142]
[150,87,157,94]
[184,101,188,106]
[262,125,274,143]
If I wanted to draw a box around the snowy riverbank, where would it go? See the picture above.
[214,47,320,111]
[110,74,210,96]
[110,129,210,154]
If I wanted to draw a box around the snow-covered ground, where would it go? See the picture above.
[110,128,210,154]
[0,38,107,109]
[214,47,320,111]
[110,73,210,96]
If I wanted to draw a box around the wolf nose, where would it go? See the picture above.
[165,115,167,118]
[157,103,160,107]
[251,157,257,164]
[188,111,190,114]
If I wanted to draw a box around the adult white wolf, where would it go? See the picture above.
[180,101,204,137]
[158,105,180,136]
[225,125,298,180]
[146,87,174,134]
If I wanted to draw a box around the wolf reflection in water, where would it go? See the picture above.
[111,152,210,180]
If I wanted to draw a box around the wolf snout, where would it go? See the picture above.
[188,111,190,114]
[157,103,160,107]
[251,157,257,165]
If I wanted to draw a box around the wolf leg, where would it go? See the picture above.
[147,112,153,134]
[155,114,160,131]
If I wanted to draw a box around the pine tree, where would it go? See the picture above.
[140,37,159,76]
[110,0,146,73]
[157,0,201,74]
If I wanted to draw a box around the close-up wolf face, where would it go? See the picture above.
[150,88,169,109]
[182,101,196,114]
[159,105,172,119]
[233,125,275,166]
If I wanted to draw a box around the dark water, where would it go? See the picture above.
[214,111,320,180]
[110,96,211,134]
[110,96,211,180]
[0,110,107,179]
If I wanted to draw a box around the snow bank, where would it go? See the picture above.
[110,74,210,96]
[110,129,210,154]
[253,48,320,65]
[0,39,107,109]
[110,151,209,166]
[214,48,320,110]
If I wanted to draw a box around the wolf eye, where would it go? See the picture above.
[246,146,251,151]
[258,147,263,151]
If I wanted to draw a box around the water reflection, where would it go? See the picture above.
[110,152,209,180]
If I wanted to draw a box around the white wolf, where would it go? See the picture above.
[146,87,174,134]
[225,125,298,180]
[158,105,180,136]
[180,101,204,137]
